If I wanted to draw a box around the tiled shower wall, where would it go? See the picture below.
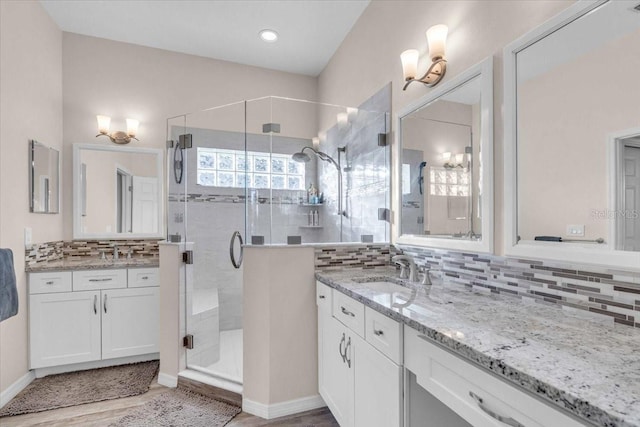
[313,243,640,329]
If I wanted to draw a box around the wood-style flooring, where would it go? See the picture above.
[0,379,338,427]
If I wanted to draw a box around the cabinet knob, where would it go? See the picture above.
[373,329,384,336]
[45,281,54,285]
[318,295,325,299]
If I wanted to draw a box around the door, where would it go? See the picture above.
[354,334,402,427]
[132,176,159,233]
[29,291,101,369]
[320,315,354,427]
[101,287,159,359]
[167,101,248,382]
[622,144,640,251]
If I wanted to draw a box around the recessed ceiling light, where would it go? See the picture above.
[259,29,278,43]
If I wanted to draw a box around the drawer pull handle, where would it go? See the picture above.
[339,333,346,362]
[341,306,355,317]
[318,295,325,299]
[373,329,384,336]
[89,278,113,282]
[469,391,524,427]
[93,295,97,314]
[141,276,149,280]
[45,281,54,285]
[345,337,352,368]
[103,294,108,314]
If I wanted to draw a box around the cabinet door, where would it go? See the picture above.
[29,291,101,369]
[101,287,159,359]
[320,314,354,427]
[354,334,402,427]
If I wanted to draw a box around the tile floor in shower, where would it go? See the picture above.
[202,328,243,384]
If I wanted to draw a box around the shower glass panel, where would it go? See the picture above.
[167,91,390,388]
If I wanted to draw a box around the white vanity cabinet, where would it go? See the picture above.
[316,282,403,427]
[28,268,159,370]
[404,326,585,427]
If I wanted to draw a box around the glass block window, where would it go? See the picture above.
[429,166,469,197]
[197,147,305,190]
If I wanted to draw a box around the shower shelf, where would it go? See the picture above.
[299,225,324,229]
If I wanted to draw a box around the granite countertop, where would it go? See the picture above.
[316,267,640,427]
[26,257,159,272]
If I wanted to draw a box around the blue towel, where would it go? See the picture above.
[0,249,18,322]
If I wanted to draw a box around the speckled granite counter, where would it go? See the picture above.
[26,257,159,272]
[316,268,640,427]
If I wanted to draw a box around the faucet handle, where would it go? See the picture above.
[420,266,432,285]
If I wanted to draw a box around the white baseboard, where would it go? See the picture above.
[0,371,35,408]
[34,353,159,378]
[242,394,326,420]
[158,372,178,388]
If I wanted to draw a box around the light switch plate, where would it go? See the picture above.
[24,227,32,248]
[566,224,585,237]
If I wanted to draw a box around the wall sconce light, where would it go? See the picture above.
[96,115,139,144]
[442,151,466,169]
[401,24,448,90]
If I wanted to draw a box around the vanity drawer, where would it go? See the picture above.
[404,326,584,427]
[365,307,402,364]
[332,290,365,338]
[316,281,332,311]
[29,271,72,294]
[128,268,159,288]
[73,269,127,291]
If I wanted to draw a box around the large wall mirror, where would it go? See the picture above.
[504,0,640,267]
[30,140,60,214]
[397,57,493,253]
[73,144,164,239]
[396,58,493,252]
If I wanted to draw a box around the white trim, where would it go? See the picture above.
[502,0,640,270]
[72,143,165,240]
[242,395,326,420]
[33,353,159,378]
[610,128,640,251]
[178,369,242,395]
[0,371,35,408]
[158,372,178,388]
[395,57,494,253]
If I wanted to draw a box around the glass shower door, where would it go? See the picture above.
[167,101,247,385]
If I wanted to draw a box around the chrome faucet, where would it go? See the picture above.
[392,255,418,282]
[113,245,119,260]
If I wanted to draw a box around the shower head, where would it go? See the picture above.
[292,151,311,163]
[292,146,340,171]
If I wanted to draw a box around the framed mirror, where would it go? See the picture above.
[73,144,164,239]
[396,57,494,253]
[30,140,60,214]
[504,0,640,268]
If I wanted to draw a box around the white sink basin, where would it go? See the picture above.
[361,281,412,294]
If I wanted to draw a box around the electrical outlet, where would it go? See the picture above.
[566,224,585,237]
[24,227,32,248]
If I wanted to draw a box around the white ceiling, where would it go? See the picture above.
[40,0,370,77]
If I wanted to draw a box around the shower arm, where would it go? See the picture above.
[301,147,345,217]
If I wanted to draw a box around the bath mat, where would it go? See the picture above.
[110,387,241,426]
[0,360,159,417]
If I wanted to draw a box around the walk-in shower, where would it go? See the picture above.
[166,89,390,391]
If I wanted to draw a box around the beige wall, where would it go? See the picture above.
[318,0,575,253]
[243,246,318,405]
[518,29,640,241]
[0,0,63,393]
[62,33,318,239]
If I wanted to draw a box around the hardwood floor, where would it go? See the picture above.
[0,379,338,427]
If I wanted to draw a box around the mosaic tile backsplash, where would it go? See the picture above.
[26,239,160,266]
[313,243,640,328]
